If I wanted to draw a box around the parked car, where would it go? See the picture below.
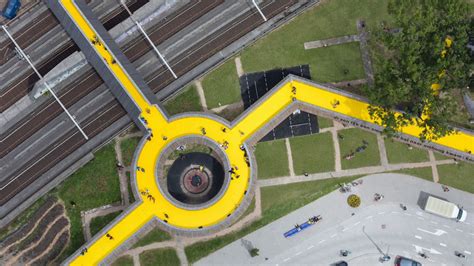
[395,255,421,266]
[3,0,21,20]
[423,196,467,222]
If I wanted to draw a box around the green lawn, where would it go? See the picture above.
[202,59,241,109]
[239,0,392,82]
[290,132,335,174]
[121,137,141,166]
[254,139,289,178]
[139,248,180,266]
[317,116,334,129]
[185,176,359,263]
[54,143,122,260]
[132,228,172,248]
[384,139,429,164]
[437,162,474,194]
[434,152,452,161]
[112,255,134,266]
[338,128,380,169]
[90,211,122,237]
[163,84,202,115]
[390,167,433,181]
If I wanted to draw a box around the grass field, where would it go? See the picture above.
[55,143,122,260]
[163,84,202,116]
[120,137,140,166]
[239,0,392,82]
[384,139,429,164]
[132,228,172,248]
[338,128,380,169]
[90,211,122,237]
[437,162,474,194]
[202,59,241,109]
[185,176,359,263]
[290,132,335,174]
[390,167,433,181]
[139,248,180,266]
[317,116,334,129]
[254,139,289,178]
[112,255,134,266]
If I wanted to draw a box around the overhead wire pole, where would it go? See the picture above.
[120,1,177,79]
[1,25,89,140]
[252,0,267,22]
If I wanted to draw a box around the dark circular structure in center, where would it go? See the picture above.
[167,152,225,205]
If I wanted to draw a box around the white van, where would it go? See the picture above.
[424,196,467,222]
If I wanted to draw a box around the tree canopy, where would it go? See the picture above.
[365,0,472,140]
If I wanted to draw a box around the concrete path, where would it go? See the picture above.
[304,35,359,49]
[377,134,389,167]
[357,20,374,87]
[235,57,244,77]
[330,127,342,172]
[196,173,474,265]
[285,138,295,177]
[258,159,455,187]
[429,150,440,183]
[195,80,208,111]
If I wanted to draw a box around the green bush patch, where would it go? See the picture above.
[254,139,289,178]
[290,132,335,174]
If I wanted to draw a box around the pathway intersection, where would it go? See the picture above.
[45,1,474,264]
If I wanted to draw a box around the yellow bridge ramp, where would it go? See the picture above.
[59,0,473,264]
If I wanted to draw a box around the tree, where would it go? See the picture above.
[364,0,471,140]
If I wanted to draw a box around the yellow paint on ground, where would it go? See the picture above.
[60,1,474,264]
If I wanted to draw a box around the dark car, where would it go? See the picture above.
[395,256,422,266]
[331,261,348,266]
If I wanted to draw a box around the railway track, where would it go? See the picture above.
[0,0,300,206]
[0,0,149,112]
[0,0,222,158]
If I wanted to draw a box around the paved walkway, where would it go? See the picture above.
[357,20,374,87]
[377,134,389,167]
[195,80,208,111]
[285,138,295,176]
[258,159,455,187]
[429,150,440,183]
[304,35,359,49]
[234,57,244,77]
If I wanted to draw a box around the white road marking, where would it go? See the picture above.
[295,251,302,256]
[283,258,290,262]
[417,228,447,236]
[353,222,360,226]
[330,234,337,238]
[404,213,412,216]
[456,229,463,232]
[412,244,442,255]
[464,251,471,255]
[318,240,326,244]
[417,217,424,220]
[439,243,447,247]
[342,227,349,232]
[307,245,314,250]
[430,221,438,225]
[470,233,474,236]
[391,211,400,214]
[365,216,373,220]
[465,222,471,225]
[415,235,422,239]
[443,225,450,229]
[378,212,385,215]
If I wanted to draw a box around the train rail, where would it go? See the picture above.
[0,0,298,206]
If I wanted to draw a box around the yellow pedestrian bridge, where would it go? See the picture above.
[49,0,474,265]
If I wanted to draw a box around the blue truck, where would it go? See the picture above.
[3,0,21,20]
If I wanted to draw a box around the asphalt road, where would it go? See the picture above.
[196,174,474,266]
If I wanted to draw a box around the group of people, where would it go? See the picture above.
[344,140,369,160]
[140,189,155,203]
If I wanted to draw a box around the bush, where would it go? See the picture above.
[347,194,361,208]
